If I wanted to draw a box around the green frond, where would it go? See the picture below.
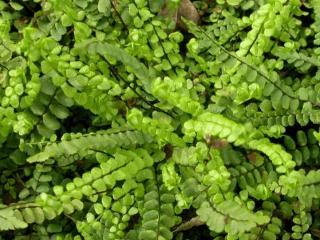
[184,112,295,173]
[137,179,178,240]
[0,207,28,231]
[127,108,185,147]
[27,130,152,163]
[197,199,269,235]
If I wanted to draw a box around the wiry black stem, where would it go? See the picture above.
[110,0,128,34]
[101,55,174,117]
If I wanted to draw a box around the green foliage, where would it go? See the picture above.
[1,0,320,239]
[0,207,28,231]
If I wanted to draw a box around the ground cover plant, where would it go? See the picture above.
[1,0,320,239]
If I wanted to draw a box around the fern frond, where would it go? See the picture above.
[138,179,178,240]
[197,199,269,235]
[184,112,295,173]
[0,207,28,231]
[27,130,152,163]
[127,108,185,147]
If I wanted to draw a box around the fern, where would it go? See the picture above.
[27,130,152,163]
[136,178,178,240]
[0,207,28,231]
[184,112,295,173]
[2,0,320,239]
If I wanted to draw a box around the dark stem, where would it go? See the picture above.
[110,0,128,34]
[102,55,174,117]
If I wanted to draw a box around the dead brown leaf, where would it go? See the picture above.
[159,0,200,30]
